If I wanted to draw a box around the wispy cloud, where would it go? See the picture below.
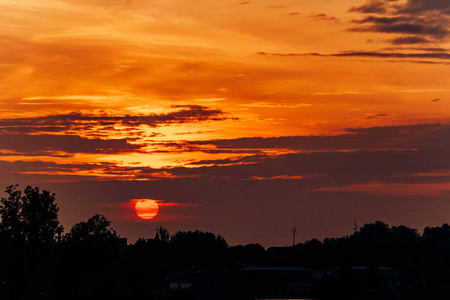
[348,0,450,44]
[257,50,450,64]
[240,102,312,108]
[0,134,141,156]
[309,13,341,23]
[0,105,229,135]
[184,123,449,152]
[258,0,450,64]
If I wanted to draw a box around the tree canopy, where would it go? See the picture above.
[64,214,117,244]
[0,185,62,244]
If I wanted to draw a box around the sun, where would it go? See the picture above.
[135,199,159,220]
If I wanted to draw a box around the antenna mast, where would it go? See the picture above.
[353,219,358,234]
[292,223,297,247]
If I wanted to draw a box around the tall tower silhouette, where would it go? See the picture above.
[292,223,297,246]
[353,219,358,235]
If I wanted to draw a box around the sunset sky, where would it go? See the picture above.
[1,0,449,246]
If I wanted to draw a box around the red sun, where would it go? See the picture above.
[135,199,159,220]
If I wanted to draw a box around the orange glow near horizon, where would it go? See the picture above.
[134,199,159,220]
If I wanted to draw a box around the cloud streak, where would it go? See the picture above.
[0,105,227,134]
[2,124,448,189]
[257,51,450,63]
[0,134,141,155]
[184,123,450,152]
[348,0,450,44]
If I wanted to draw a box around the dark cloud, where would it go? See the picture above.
[257,52,318,57]
[401,0,450,15]
[184,123,449,152]
[309,13,340,23]
[362,113,391,119]
[348,0,450,44]
[0,160,115,173]
[142,124,450,185]
[349,1,390,14]
[164,148,449,186]
[188,155,266,166]
[257,51,450,62]
[259,0,450,62]
[432,98,441,102]
[383,47,449,52]
[349,17,448,39]
[4,147,448,188]
[385,59,450,65]
[0,105,228,135]
[0,134,141,155]
[332,51,450,59]
[391,36,431,44]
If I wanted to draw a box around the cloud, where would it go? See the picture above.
[2,124,449,188]
[401,0,450,15]
[383,47,449,52]
[184,123,450,152]
[240,102,312,108]
[361,113,392,119]
[332,51,450,59]
[0,105,228,135]
[257,51,450,63]
[348,0,450,44]
[161,147,450,188]
[0,134,141,155]
[391,36,431,44]
[349,1,390,14]
[259,0,450,62]
[309,13,341,23]
[349,16,448,39]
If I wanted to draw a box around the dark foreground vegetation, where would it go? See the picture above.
[1,185,450,300]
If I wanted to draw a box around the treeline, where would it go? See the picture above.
[1,185,450,299]
[0,185,230,299]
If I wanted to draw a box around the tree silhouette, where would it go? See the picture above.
[230,243,266,265]
[57,214,120,297]
[423,223,450,245]
[357,220,391,244]
[155,225,170,243]
[22,186,62,245]
[64,214,117,244]
[391,225,419,244]
[0,185,63,244]
[7,184,450,299]
[0,185,63,299]
[170,230,228,268]
[0,185,23,240]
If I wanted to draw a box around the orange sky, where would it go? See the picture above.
[0,0,449,246]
